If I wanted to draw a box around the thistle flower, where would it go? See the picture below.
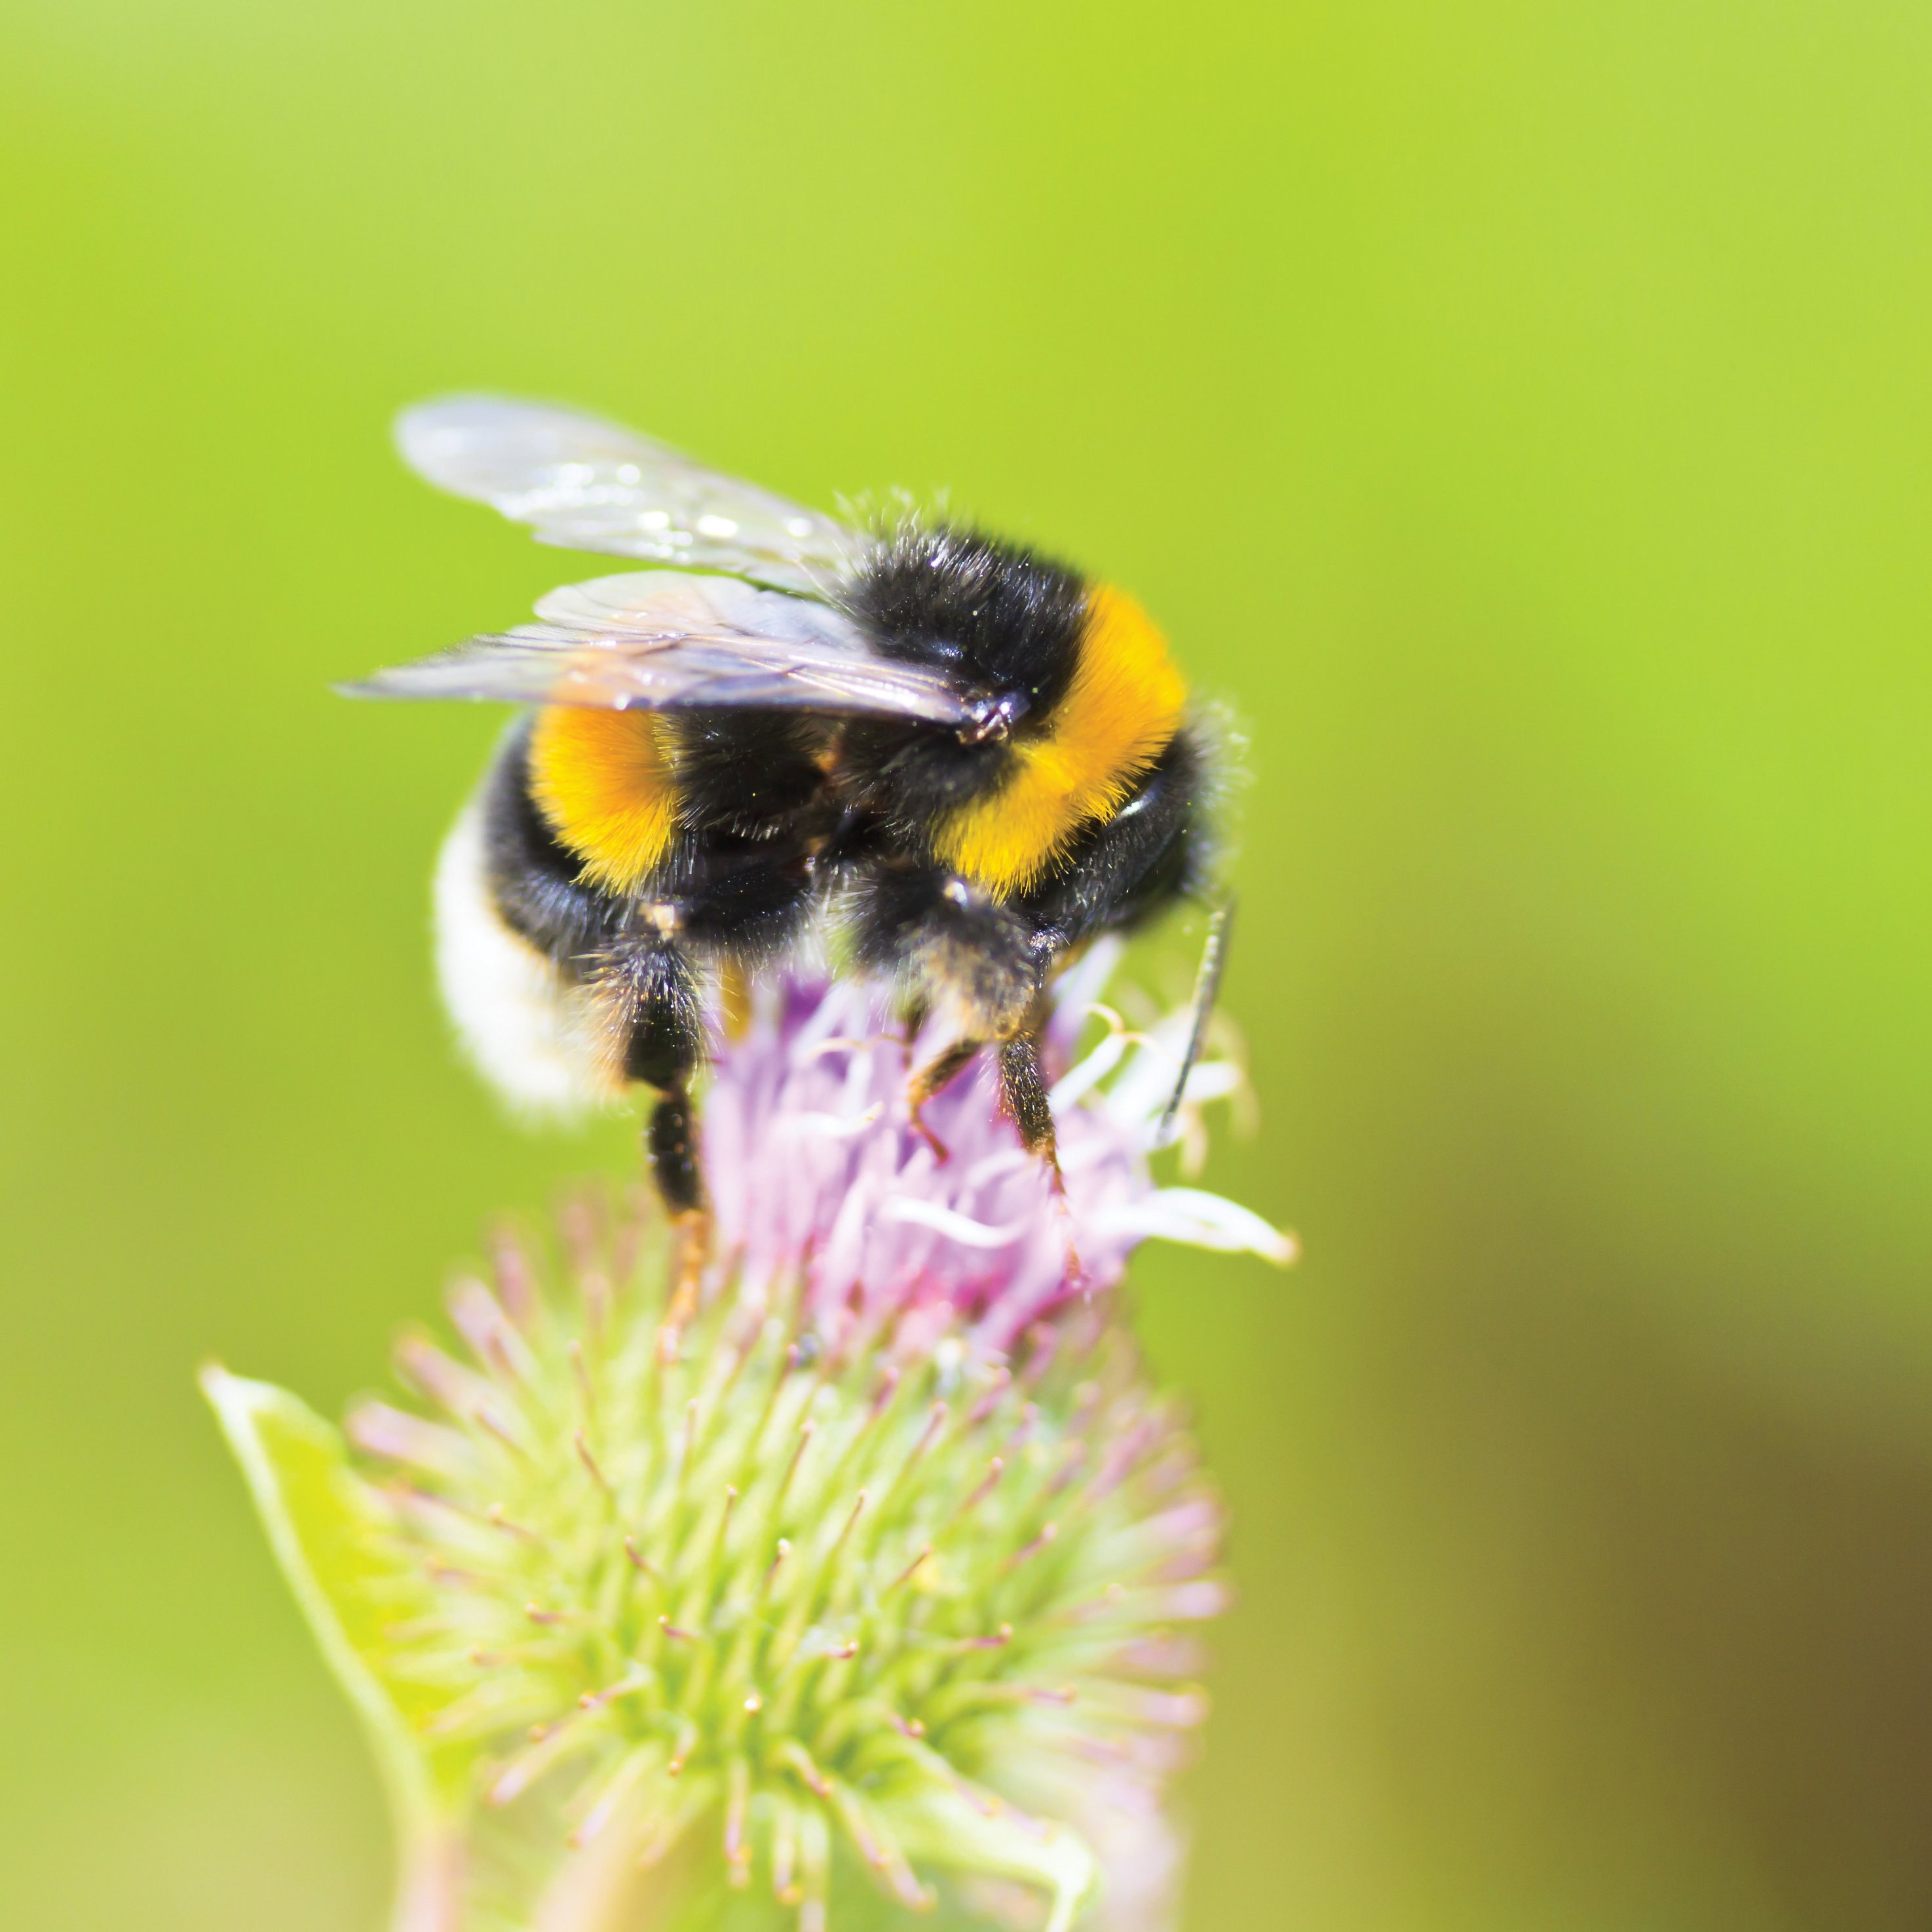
[705,941,1293,1343]
[205,959,1289,1932]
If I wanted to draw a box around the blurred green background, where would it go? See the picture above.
[5,1,1931,1927]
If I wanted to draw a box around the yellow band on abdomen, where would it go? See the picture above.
[933,584,1187,896]
[528,706,680,896]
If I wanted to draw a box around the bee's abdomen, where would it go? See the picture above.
[487,719,818,968]
[527,706,681,896]
[526,704,831,890]
[482,725,631,970]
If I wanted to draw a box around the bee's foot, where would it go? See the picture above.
[1046,1170,1088,1293]
[1059,1229,1089,1297]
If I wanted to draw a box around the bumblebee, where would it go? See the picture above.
[349,398,1221,1219]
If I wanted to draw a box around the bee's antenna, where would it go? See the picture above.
[1156,900,1235,1148]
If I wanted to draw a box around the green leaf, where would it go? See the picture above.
[200,1365,469,1823]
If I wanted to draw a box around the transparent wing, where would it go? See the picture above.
[342,570,968,724]
[396,395,860,597]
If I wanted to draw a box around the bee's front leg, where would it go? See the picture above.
[905,1036,982,1163]
[852,863,1042,1162]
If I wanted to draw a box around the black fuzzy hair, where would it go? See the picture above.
[837,521,1093,837]
[841,520,1088,716]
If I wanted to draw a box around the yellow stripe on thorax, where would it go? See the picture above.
[528,706,680,895]
[934,584,1186,895]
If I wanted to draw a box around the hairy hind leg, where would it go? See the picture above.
[603,939,710,1350]
[607,942,706,1210]
[645,1083,704,1216]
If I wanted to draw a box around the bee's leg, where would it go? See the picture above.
[613,948,706,1211]
[605,938,710,1352]
[996,1029,1061,1183]
[1000,1020,1086,1289]
[645,1082,704,1217]
[852,865,1039,1154]
[905,1037,981,1163]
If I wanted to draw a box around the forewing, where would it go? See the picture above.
[343,571,968,724]
[528,571,850,636]
[396,396,860,596]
